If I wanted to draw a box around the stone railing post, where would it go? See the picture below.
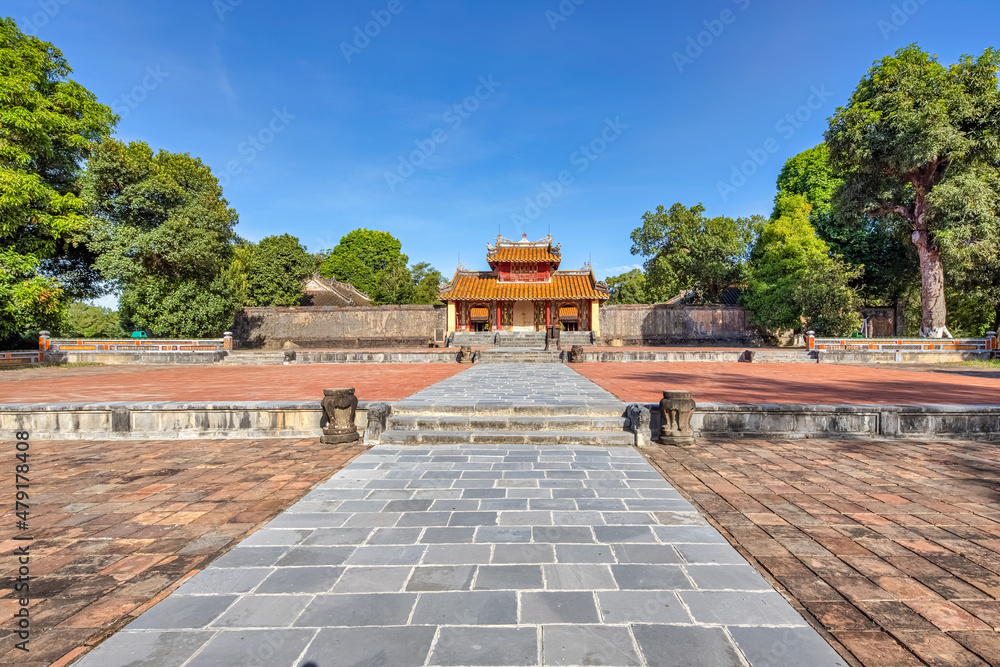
[320,388,360,444]
[987,331,997,351]
[659,390,696,446]
[806,330,816,351]
[223,331,233,351]
[38,330,50,351]
[569,345,584,363]
[626,404,652,448]
[458,345,474,364]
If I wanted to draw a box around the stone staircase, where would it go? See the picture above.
[450,330,596,348]
[219,350,294,366]
[745,349,819,363]
[381,402,633,446]
[476,347,563,363]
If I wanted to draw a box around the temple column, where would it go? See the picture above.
[447,302,456,333]
[591,300,601,336]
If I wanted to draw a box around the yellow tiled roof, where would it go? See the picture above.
[440,272,610,301]
[487,245,561,264]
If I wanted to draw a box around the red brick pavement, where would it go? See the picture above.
[0,437,367,667]
[0,363,465,404]
[575,362,1000,405]
[646,438,1000,667]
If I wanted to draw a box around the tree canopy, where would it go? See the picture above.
[84,139,241,337]
[744,195,861,336]
[318,229,407,297]
[826,44,1000,336]
[0,18,116,341]
[629,203,762,303]
[605,268,650,304]
[244,234,315,307]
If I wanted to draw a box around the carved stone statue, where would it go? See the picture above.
[458,345,474,364]
[321,387,359,444]
[626,403,652,448]
[658,390,696,446]
[569,344,584,363]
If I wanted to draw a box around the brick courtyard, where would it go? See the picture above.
[647,437,1000,666]
[575,362,1000,405]
[2,360,999,406]
[0,363,464,403]
[0,437,366,667]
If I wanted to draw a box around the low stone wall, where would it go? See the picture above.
[600,305,750,346]
[581,350,743,362]
[45,351,226,365]
[818,350,990,364]
[631,402,1000,441]
[1,401,373,441]
[233,305,446,349]
[297,350,459,363]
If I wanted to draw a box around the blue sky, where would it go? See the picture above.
[8,0,1000,289]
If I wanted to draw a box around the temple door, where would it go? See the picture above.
[513,302,533,331]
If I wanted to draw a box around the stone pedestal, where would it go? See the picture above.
[659,390,695,446]
[320,387,359,444]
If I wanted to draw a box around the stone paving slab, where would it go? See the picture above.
[76,445,846,666]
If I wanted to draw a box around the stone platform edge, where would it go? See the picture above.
[4,400,1000,441]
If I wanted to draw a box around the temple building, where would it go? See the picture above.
[438,234,610,334]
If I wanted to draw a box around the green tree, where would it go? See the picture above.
[245,234,314,306]
[745,195,861,336]
[61,301,121,338]
[84,139,241,337]
[410,262,443,305]
[605,268,650,304]
[318,229,406,296]
[775,144,918,305]
[371,260,414,305]
[629,203,762,303]
[0,18,116,341]
[826,44,1000,336]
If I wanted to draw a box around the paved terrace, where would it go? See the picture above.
[2,360,1000,405]
[74,445,844,667]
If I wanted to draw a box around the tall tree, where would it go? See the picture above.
[826,44,1000,336]
[61,301,121,338]
[84,139,241,337]
[245,234,314,306]
[629,203,762,303]
[774,144,918,305]
[371,259,415,306]
[0,18,116,341]
[745,195,861,336]
[318,229,406,297]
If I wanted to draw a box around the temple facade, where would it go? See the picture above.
[438,234,610,334]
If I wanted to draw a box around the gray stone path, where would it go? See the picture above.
[394,363,625,410]
[77,445,845,667]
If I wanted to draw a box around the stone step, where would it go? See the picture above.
[391,402,626,418]
[477,349,563,363]
[219,351,293,365]
[380,429,634,446]
[387,414,627,432]
[747,350,819,363]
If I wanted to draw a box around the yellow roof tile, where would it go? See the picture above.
[440,272,610,301]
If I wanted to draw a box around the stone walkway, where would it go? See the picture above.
[77,444,845,666]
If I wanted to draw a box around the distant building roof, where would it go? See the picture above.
[301,273,371,307]
[440,270,610,302]
[487,234,561,267]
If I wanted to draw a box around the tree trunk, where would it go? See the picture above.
[912,228,948,337]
